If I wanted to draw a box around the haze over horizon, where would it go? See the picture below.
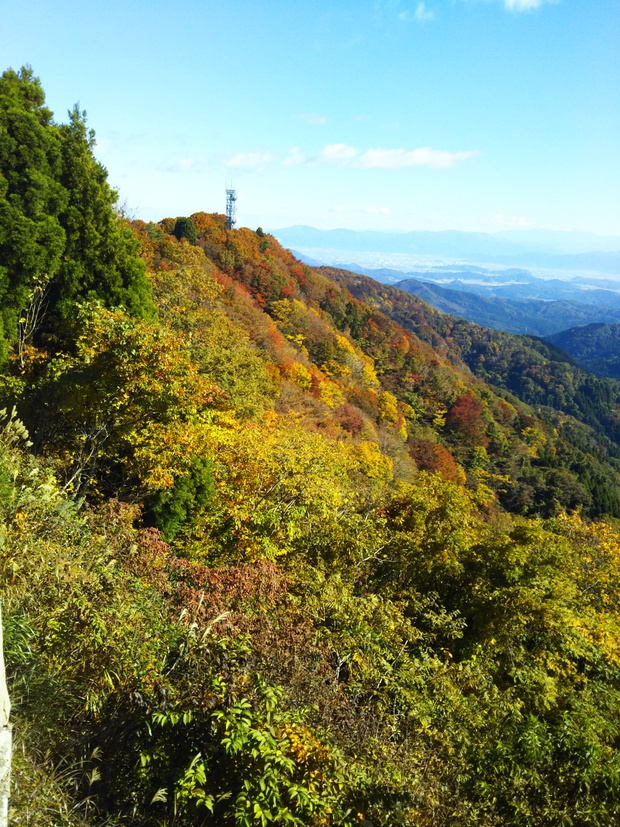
[2,0,618,236]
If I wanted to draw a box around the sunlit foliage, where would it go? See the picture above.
[3,68,620,826]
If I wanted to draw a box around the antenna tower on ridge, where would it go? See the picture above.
[225,187,237,230]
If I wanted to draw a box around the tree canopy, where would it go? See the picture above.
[4,69,620,826]
[0,66,153,361]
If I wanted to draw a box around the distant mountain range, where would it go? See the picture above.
[278,228,620,338]
[274,226,620,273]
[302,257,620,337]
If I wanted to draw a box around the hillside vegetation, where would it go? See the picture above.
[548,322,620,380]
[3,68,620,826]
[394,277,620,337]
[322,267,620,518]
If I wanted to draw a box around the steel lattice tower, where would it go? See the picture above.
[225,188,237,230]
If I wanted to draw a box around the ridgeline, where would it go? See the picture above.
[3,68,620,826]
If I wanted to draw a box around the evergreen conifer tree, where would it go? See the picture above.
[0,66,153,362]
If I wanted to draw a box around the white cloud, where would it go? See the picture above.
[357,147,476,169]
[317,143,360,165]
[283,143,475,170]
[399,2,435,22]
[504,0,543,10]
[284,147,306,166]
[225,151,273,170]
[458,0,557,13]
[299,112,328,125]
[161,156,208,173]
[364,206,392,214]
[415,2,435,20]
[329,204,345,213]
[396,0,554,18]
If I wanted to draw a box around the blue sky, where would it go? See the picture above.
[1,0,619,234]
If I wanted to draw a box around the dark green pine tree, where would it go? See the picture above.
[0,67,67,361]
[50,104,154,331]
[172,216,198,245]
[0,66,154,362]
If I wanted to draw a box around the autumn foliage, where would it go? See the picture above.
[4,68,620,826]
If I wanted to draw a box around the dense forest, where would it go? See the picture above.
[3,67,620,826]
[393,276,620,337]
[323,267,620,518]
[548,323,620,381]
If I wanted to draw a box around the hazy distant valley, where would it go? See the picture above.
[273,225,620,341]
[273,225,620,268]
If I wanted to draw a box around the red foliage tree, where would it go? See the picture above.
[408,439,461,482]
[336,403,365,436]
[445,393,489,447]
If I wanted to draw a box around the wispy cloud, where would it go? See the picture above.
[284,147,306,166]
[399,2,435,22]
[299,112,328,125]
[225,151,273,170]
[392,0,562,23]
[395,0,555,17]
[415,2,435,20]
[161,156,208,173]
[176,158,197,171]
[504,0,543,10]
[357,147,476,169]
[94,136,113,155]
[317,143,360,164]
[491,213,535,229]
[288,144,475,170]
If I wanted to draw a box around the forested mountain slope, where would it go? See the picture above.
[320,267,620,517]
[395,276,620,336]
[548,322,620,380]
[4,67,620,827]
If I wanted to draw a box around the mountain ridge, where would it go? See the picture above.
[395,276,620,336]
[5,66,620,827]
[273,225,620,272]
[547,322,620,380]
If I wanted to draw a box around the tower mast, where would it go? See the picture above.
[225,187,237,230]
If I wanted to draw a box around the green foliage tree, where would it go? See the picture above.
[0,67,67,356]
[50,105,153,328]
[173,216,198,245]
[0,66,153,363]
[27,304,220,520]
[134,678,357,827]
